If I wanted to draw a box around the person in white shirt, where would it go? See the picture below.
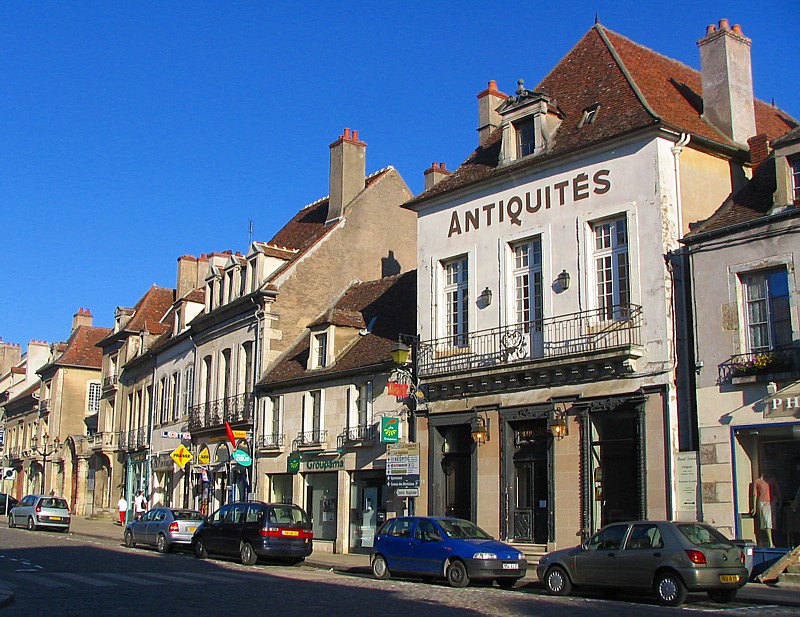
[134,490,147,518]
[117,496,128,526]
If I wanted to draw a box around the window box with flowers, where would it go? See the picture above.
[727,348,797,383]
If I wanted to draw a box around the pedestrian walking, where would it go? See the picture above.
[134,490,147,518]
[117,495,128,526]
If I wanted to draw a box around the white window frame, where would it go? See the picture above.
[87,382,102,415]
[441,256,469,346]
[304,390,323,435]
[312,332,329,369]
[591,215,630,321]
[739,267,792,354]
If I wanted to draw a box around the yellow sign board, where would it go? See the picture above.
[232,430,247,439]
[198,447,210,464]
[170,444,193,467]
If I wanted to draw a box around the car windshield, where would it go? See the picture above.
[40,498,68,509]
[437,519,491,540]
[171,510,204,521]
[676,523,733,549]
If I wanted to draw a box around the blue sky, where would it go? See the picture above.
[1,1,798,348]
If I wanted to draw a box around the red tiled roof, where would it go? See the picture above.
[55,325,112,368]
[407,25,797,206]
[124,286,176,335]
[260,271,416,385]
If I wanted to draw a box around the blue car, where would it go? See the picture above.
[371,516,527,588]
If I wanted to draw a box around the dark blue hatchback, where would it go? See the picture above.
[371,516,527,588]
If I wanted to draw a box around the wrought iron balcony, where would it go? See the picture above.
[292,429,327,450]
[257,433,285,449]
[102,374,119,390]
[337,424,376,449]
[719,346,799,384]
[418,305,643,400]
[188,393,254,431]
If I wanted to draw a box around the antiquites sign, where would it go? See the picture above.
[447,168,611,237]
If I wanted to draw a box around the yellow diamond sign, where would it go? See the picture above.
[198,447,210,464]
[170,444,193,467]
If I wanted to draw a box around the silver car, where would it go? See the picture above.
[537,520,747,607]
[124,507,204,553]
[8,494,71,532]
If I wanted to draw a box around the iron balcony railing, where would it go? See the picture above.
[292,429,327,450]
[257,433,285,449]
[337,424,376,449]
[188,393,254,431]
[719,346,799,383]
[103,374,118,389]
[117,428,148,451]
[418,304,643,377]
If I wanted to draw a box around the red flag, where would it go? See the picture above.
[225,421,236,447]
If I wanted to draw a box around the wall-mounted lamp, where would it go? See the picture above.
[478,287,493,308]
[547,406,569,440]
[471,412,490,445]
[556,270,570,291]
[391,341,411,366]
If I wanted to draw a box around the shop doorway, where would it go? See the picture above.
[512,420,549,543]
[441,425,473,520]
[589,408,641,530]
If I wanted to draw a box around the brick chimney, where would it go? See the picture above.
[72,307,93,331]
[747,134,770,168]
[423,162,451,191]
[477,80,508,146]
[327,128,366,224]
[698,19,756,146]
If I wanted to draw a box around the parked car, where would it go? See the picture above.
[371,516,527,588]
[8,494,71,532]
[537,520,748,606]
[124,507,204,553]
[192,501,312,566]
[0,493,18,514]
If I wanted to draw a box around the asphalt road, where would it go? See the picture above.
[1,525,799,617]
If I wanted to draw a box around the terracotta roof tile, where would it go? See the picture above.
[55,325,112,368]
[124,286,176,335]
[407,25,797,207]
[260,271,416,385]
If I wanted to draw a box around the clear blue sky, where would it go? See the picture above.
[1,1,797,348]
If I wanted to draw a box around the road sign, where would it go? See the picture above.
[2,468,15,481]
[170,444,193,467]
[395,488,419,497]
[198,447,210,464]
[386,442,420,488]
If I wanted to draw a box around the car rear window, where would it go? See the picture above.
[40,498,68,509]
[171,510,204,521]
[677,523,733,548]
[269,505,309,525]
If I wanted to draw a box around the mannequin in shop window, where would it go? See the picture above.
[751,470,781,548]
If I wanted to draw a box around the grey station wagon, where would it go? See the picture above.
[537,521,747,606]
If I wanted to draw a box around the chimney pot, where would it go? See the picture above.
[732,24,743,35]
[343,128,351,140]
[352,130,359,141]
[719,18,730,30]
[706,24,717,35]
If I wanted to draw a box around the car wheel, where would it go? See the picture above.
[655,571,687,607]
[544,565,573,596]
[193,538,208,559]
[372,554,390,580]
[496,578,517,590]
[124,530,136,548]
[708,588,737,603]
[156,534,170,554]
[8,515,14,528]
[240,542,257,566]
[27,517,36,531]
[445,560,470,588]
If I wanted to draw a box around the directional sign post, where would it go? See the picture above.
[386,443,420,489]
[170,444,193,467]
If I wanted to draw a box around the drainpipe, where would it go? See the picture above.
[671,133,691,239]
[250,302,265,499]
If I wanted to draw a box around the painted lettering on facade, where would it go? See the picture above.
[769,395,800,416]
[303,459,345,471]
[447,169,611,237]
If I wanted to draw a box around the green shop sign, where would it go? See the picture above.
[380,417,400,443]
[287,451,301,474]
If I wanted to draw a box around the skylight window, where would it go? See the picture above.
[578,104,600,128]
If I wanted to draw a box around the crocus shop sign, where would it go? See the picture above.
[447,168,611,238]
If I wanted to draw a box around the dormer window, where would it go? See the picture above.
[791,157,800,202]
[578,104,600,128]
[516,118,536,158]
[312,332,329,369]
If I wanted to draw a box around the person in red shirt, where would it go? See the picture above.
[751,471,780,547]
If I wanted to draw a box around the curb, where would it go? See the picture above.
[0,583,14,608]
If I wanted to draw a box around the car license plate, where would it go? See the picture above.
[502,563,518,570]
[719,575,739,583]
[51,516,62,521]
[282,530,299,537]
[188,527,196,533]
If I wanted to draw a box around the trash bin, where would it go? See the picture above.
[750,547,790,581]
[732,539,756,577]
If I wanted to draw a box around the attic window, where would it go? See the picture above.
[515,118,536,158]
[312,332,329,369]
[578,104,600,128]
[791,157,800,202]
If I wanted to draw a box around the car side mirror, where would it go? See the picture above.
[581,539,589,550]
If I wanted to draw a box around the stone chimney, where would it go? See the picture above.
[698,19,756,146]
[0,339,22,375]
[176,255,201,299]
[327,128,366,224]
[72,307,93,331]
[423,162,451,191]
[477,80,508,146]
